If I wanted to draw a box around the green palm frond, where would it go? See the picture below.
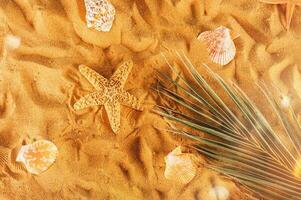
[155,52,301,200]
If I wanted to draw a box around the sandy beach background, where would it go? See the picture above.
[0,0,301,199]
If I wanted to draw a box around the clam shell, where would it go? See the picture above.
[164,146,196,184]
[84,0,116,32]
[198,26,236,66]
[16,140,58,175]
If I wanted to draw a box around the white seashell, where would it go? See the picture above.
[164,146,196,184]
[198,26,236,66]
[16,140,58,175]
[84,0,116,32]
[4,35,21,50]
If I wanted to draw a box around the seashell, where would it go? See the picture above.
[164,146,196,184]
[84,0,116,32]
[16,140,58,175]
[198,26,236,66]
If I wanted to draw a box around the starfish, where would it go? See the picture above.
[73,60,142,133]
[260,0,301,30]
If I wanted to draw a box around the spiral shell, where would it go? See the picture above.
[84,0,116,32]
[164,146,196,184]
[16,140,58,175]
[198,26,236,66]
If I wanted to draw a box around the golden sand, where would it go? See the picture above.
[0,0,301,199]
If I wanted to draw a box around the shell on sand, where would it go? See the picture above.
[84,0,116,32]
[198,26,236,66]
[164,146,196,185]
[16,140,58,175]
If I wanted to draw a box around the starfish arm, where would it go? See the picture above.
[259,0,287,4]
[79,65,107,90]
[109,60,133,87]
[104,100,121,133]
[118,90,142,111]
[73,92,105,110]
[285,2,296,29]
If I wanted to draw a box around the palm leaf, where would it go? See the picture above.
[155,52,301,200]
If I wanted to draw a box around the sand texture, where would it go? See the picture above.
[0,0,301,199]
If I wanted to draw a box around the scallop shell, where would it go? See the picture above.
[84,0,116,32]
[164,146,196,184]
[16,140,58,175]
[198,26,236,66]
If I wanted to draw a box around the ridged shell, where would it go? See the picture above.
[198,26,236,66]
[16,140,58,175]
[164,146,196,184]
[84,0,116,32]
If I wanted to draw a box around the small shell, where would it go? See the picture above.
[84,0,116,32]
[198,26,236,66]
[164,146,196,184]
[16,140,58,175]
